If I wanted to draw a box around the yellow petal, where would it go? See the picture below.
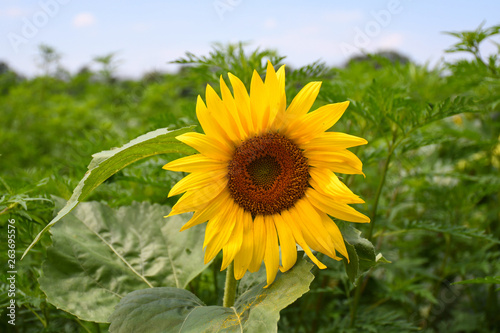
[220,76,247,140]
[168,168,226,197]
[287,81,322,117]
[228,72,254,135]
[264,215,280,287]
[206,84,240,142]
[293,198,337,259]
[250,70,270,133]
[204,201,238,264]
[306,149,362,169]
[306,149,364,175]
[273,213,297,273]
[233,210,254,280]
[284,101,350,144]
[301,132,368,150]
[319,212,349,260]
[264,61,286,129]
[309,168,364,204]
[273,81,322,131]
[281,209,326,269]
[176,132,232,161]
[276,65,286,93]
[162,154,227,173]
[167,179,227,217]
[221,208,244,271]
[248,215,266,272]
[307,189,370,223]
[179,190,231,231]
[196,95,226,140]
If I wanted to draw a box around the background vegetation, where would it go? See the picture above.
[1,23,499,332]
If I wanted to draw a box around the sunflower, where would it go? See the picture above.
[163,62,369,287]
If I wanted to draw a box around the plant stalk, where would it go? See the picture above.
[367,146,394,241]
[223,262,237,308]
[351,141,395,327]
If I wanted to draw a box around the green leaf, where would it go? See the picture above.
[375,253,391,264]
[338,222,382,285]
[452,276,500,285]
[39,199,206,323]
[109,258,314,333]
[22,126,196,259]
[406,222,500,244]
[342,241,359,285]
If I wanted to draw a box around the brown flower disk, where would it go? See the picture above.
[228,133,309,216]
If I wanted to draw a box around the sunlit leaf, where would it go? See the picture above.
[22,126,196,259]
[109,258,314,332]
[39,199,206,323]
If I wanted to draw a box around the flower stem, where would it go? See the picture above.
[349,275,365,328]
[351,142,395,328]
[223,262,237,308]
[367,145,394,241]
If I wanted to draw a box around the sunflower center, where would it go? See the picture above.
[247,156,282,188]
[227,133,309,216]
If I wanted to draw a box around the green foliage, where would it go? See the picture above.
[93,52,121,83]
[173,42,286,90]
[39,199,206,323]
[444,22,500,75]
[1,23,500,332]
[337,222,387,285]
[22,126,196,259]
[452,276,500,285]
[109,258,314,333]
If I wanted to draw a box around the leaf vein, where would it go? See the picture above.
[84,220,154,288]
[68,235,123,299]
[230,306,243,333]
[177,305,203,332]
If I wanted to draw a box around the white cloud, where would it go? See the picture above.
[376,32,404,49]
[263,18,277,29]
[73,12,96,28]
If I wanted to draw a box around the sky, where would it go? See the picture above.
[1,0,499,77]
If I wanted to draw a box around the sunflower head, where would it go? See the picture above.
[163,61,369,287]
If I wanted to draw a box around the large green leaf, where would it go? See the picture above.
[39,199,206,323]
[22,126,196,259]
[109,258,314,333]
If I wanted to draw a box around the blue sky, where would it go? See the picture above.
[1,0,499,77]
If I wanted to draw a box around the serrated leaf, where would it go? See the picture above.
[109,258,314,333]
[342,242,359,285]
[22,126,196,259]
[338,222,378,284]
[237,263,266,297]
[452,276,500,285]
[39,199,206,323]
[407,222,500,244]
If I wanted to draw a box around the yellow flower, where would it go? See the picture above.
[164,62,369,287]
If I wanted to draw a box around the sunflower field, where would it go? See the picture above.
[1,24,499,332]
